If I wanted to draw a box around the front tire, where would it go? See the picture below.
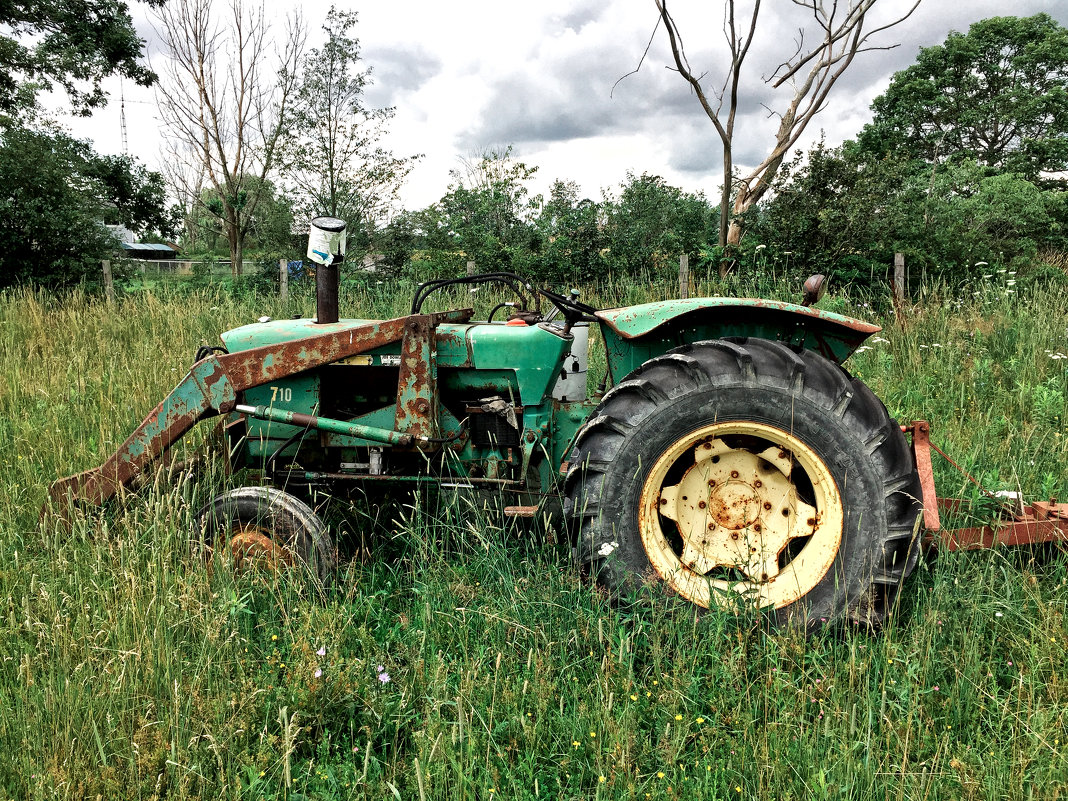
[565,338,921,627]
[194,486,337,586]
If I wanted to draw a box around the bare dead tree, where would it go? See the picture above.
[155,0,305,277]
[655,0,920,273]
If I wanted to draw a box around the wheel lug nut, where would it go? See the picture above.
[730,532,739,540]
[763,502,772,510]
[753,523,762,532]
[707,479,716,487]
[698,501,706,509]
[730,470,739,478]
[754,480,763,488]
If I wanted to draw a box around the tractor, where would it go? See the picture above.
[48,217,950,628]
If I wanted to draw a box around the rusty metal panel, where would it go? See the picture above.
[394,314,438,440]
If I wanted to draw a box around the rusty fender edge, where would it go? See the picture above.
[46,309,471,509]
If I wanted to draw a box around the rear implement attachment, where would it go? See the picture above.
[905,421,1068,551]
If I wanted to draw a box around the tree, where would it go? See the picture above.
[752,139,1065,284]
[603,172,714,277]
[858,14,1068,186]
[535,180,607,284]
[0,0,162,116]
[281,7,418,246]
[189,177,296,254]
[436,147,542,274]
[0,126,170,288]
[156,0,305,277]
[653,0,920,270]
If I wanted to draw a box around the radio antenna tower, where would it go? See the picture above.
[120,81,129,155]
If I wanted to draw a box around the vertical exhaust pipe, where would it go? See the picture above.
[307,216,347,324]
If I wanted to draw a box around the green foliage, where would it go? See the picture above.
[281,6,418,245]
[603,172,715,279]
[0,126,169,289]
[534,180,607,284]
[381,163,718,287]
[859,14,1068,186]
[190,177,297,256]
[0,0,161,115]
[752,138,1066,287]
[434,146,543,275]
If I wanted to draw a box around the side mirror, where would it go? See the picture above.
[802,274,827,307]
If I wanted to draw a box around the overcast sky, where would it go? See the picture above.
[62,0,1068,212]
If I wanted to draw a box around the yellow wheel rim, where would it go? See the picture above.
[638,421,843,610]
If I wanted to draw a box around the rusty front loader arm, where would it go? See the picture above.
[48,310,471,508]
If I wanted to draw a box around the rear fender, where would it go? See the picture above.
[595,298,879,382]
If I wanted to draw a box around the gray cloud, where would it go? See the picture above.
[554,1,608,34]
[362,45,443,103]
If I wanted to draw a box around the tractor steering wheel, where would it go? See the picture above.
[538,287,599,325]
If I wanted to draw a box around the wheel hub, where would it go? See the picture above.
[223,525,292,573]
[639,424,843,610]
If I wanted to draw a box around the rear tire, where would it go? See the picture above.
[194,486,336,586]
[564,338,921,628]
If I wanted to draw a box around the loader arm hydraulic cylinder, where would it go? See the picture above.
[235,404,421,447]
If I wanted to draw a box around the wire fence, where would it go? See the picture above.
[106,257,312,293]
[127,259,258,278]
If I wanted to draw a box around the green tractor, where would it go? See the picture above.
[50,218,921,627]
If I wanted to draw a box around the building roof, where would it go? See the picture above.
[120,242,179,253]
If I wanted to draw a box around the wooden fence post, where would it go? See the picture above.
[679,253,690,299]
[101,260,115,305]
[893,252,905,306]
[467,260,477,276]
[279,258,288,300]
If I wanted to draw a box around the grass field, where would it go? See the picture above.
[1,275,1066,800]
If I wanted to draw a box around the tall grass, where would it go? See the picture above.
[0,278,1066,799]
